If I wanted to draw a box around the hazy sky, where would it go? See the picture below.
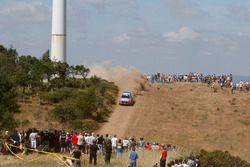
[0,0,250,75]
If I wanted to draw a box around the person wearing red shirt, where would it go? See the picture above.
[145,142,151,150]
[71,133,78,146]
[160,144,167,167]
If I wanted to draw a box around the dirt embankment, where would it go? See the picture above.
[92,65,250,161]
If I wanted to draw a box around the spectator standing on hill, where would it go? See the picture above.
[167,161,175,167]
[160,144,167,167]
[89,140,99,165]
[129,146,138,167]
[19,130,26,151]
[145,142,151,150]
[181,159,188,167]
[175,159,183,167]
[195,157,200,167]
[29,130,38,149]
[43,130,50,148]
[71,132,78,147]
[116,139,123,159]
[230,81,234,94]
[71,146,81,167]
[187,157,195,167]
[130,137,137,149]
[138,137,145,150]
[9,130,19,153]
[123,137,129,152]
[10,130,19,145]
[89,133,96,145]
[54,130,60,152]
[85,133,90,154]
[111,134,118,156]
[104,139,112,164]
[103,134,110,151]
[97,134,104,156]
[66,132,72,152]
[77,132,84,153]
[59,131,67,153]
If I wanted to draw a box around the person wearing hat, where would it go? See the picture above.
[160,144,167,167]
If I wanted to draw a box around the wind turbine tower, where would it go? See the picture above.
[51,0,67,62]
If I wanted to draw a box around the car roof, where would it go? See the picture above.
[122,91,132,95]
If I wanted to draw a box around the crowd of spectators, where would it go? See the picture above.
[146,72,250,92]
[1,129,190,167]
[165,157,200,167]
[146,72,233,85]
[236,80,250,91]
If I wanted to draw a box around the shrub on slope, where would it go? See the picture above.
[199,150,250,167]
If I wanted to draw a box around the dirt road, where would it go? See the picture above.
[96,102,138,137]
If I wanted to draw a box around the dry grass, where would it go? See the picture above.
[0,149,188,167]
[15,97,63,131]
[239,119,250,126]
[123,83,250,161]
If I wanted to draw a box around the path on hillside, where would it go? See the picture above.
[95,68,145,137]
[96,102,138,137]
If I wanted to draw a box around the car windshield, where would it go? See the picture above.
[121,94,130,98]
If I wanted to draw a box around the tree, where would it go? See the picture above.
[0,45,19,81]
[52,62,69,87]
[56,62,69,79]
[0,71,19,129]
[73,65,90,79]
[41,50,55,82]
[17,55,44,92]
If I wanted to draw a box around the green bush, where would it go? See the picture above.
[199,150,250,167]
[90,76,101,85]
[53,104,77,122]
[0,71,19,130]
[65,78,87,88]
[39,87,76,103]
[52,84,118,130]
[53,88,100,120]
[0,112,18,130]
[70,119,99,131]
[105,93,117,105]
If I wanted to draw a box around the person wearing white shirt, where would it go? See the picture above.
[85,134,90,154]
[89,133,96,145]
[29,131,38,149]
[122,137,129,152]
[77,133,84,153]
[111,135,118,156]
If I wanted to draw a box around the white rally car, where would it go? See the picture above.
[119,91,135,106]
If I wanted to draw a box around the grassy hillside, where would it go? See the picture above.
[0,149,186,167]
[98,82,250,162]
[124,83,250,161]
[14,79,118,131]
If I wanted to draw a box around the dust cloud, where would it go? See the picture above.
[89,61,145,93]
